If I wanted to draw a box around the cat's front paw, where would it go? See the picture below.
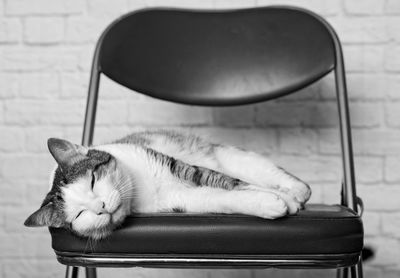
[282,180,311,205]
[252,192,288,219]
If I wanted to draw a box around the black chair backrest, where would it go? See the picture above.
[97,7,335,106]
[84,6,358,212]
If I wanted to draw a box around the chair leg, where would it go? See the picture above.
[337,267,349,278]
[85,267,97,278]
[65,266,79,278]
[350,260,363,278]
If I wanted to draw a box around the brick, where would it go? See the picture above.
[4,100,85,125]
[358,185,400,211]
[279,81,320,102]
[343,45,384,73]
[2,259,64,278]
[143,0,212,8]
[385,102,400,127]
[307,184,323,203]
[353,130,400,155]
[87,0,128,17]
[0,154,53,180]
[65,17,106,44]
[23,126,64,153]
[366,237,400,266]
[127,101,213,126]
[318,129,341,154]
[24,17,64,44]
[385,156,400,183]
[271,155,341,183]
[92,126,131,145]
[20,234,54,258]
[321,182,342,204]
[319,129,400,155]
[4,206,48,233]
[100,75,141,99]
[214,0,256,8]
[387,18,400,42]
[25,180,55,207]
[257,0,340,16]
[382,270,400,278]
[96,100,129,125]
[0,18,23,43]
[132,268,209,278]
[385,45,400,71]
[0,180,25,205]
[19,73,60,99]
[382,212,400,238]
[385,0,400,14]
[5,0,85,15]
[386,75,400,100]
[60,72,88,98]
[255,102,338,128]
[205,270,251,278]
[0,73,20,99]
[126,0,147,10]
[0,127,24,152]
[363,211,381,236]
[63,126,84,144]
[310,74,336,100]
[329,17,388,44]
[363,267,383,278]
[254,269,335,278]
[0,103,4,124]
[0,48,80,72]
[212,106,255,127]
[78,45,95,71]
[354,156,384,184]
[240,128,278,153]
[279,128,318,154]
[344,0,384,15]
[346,73,387,100]
[349,102,383,128]
[0,232,23,257]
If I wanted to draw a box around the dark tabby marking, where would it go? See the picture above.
[172,207,186,213]
[64,150,112,182]
[143,148,246,190]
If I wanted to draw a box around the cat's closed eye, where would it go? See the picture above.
[75,210,84,219]
[91,172,95,189]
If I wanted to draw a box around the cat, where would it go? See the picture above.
[24,130,311,240]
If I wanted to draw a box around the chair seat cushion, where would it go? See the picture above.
[50,204,363,257]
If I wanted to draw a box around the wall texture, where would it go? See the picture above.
[1,0,400,277]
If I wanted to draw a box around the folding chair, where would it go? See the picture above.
[50,6,364,278]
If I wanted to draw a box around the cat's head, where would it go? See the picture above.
[24,138,130,239]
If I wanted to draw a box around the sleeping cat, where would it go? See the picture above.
[25,130,311,239]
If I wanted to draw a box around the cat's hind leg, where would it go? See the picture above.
[214,145,311,205]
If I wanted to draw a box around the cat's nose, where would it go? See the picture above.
[88,199,107,215]
[104,190,121,214]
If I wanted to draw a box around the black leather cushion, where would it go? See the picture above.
[50,204,363,256]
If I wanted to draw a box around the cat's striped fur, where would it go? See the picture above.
[25,130,311,239]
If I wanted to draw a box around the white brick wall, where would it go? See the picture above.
[0,0,399,277]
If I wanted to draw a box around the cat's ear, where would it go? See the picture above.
[24,202,64,228]
[47,138,87,170]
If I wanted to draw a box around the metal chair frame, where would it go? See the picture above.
[61,6,363,278]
